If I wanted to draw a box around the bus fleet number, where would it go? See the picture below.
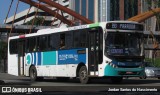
[112,24,117,29]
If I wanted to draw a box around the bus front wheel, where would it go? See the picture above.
[79,66,89,84]
[29,66,37,81]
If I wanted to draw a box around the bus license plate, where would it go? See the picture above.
[126,72,133,74]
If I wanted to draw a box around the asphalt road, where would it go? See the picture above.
[1,73,160,95]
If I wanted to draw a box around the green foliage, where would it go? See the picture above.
[144,58,152,62]
[145,58,160,67]
[145,0,160,8]
[153,58,160,67]
[146,0,152,8]
[0,41,7,61]
[24,17,45,25]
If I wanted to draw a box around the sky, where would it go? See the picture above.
[0,0,29,24]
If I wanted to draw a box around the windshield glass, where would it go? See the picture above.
[105,32,143,57]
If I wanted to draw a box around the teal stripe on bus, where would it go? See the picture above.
[43,51,56,65]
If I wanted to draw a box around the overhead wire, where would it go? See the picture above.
[29,1,41,33]
[9,0,20,37]
[4,0,14,24]
[23,5,32,24]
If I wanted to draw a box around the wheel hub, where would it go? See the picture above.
[80,70,87,80]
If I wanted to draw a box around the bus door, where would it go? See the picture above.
[88,29,100,76]
[18,40,25,76]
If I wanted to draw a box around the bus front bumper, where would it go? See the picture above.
[104,65,144,77]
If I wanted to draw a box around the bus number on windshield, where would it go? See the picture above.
[112,24,117,29]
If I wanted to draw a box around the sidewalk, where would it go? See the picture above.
[0,73,30,85]
[0,73,29,80]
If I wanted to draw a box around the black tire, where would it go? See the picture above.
[140,76,146,79]
[140,73,147,79]
[158,77,160,79]
[79,66,89,84]
[29,66,37,82]
[110,77,123,84]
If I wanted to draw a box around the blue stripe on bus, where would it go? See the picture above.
[58,49,86,65]
[34,53,36,65]
[38,52,41,65]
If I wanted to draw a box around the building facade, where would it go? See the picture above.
[5,0,70,26]
[100,0,141,21]
[5,0,158,30]
[71,0,100,23]
[70,0,141,23]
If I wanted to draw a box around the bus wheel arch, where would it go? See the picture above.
[29,65,35,76]
[76,63,85,77]
[29,65,37,81]
[76,63,89,84]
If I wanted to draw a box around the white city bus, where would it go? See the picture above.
[8,21,145,83]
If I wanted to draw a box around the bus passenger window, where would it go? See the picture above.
[49,34,59,50]
[27,37,36,52]
[73,30,87,48]
[48,36,51,50]
[9,40,18,54]
[39,36,47,51]
[60,39,65,49]
[65,31,73,49]
[59,33,65,49]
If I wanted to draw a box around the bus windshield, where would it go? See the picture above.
[105,32,143,57]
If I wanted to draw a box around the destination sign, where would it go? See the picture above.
[106,23,143,31]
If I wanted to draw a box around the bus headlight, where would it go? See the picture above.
[106,61,118,68]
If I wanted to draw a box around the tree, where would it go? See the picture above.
[24,17,45,26]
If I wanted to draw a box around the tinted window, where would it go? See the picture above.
[9,40,18,54]
[73,29,87,48]
[26,37,36,52]
[38,36,48,51]
[49,33,59,50]
[59,33,65,49]
[65,31,73,49]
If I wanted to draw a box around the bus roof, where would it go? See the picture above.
[8,21,141,40]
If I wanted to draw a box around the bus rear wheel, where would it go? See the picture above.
[29,66,37,81]
[79,66,89,84]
